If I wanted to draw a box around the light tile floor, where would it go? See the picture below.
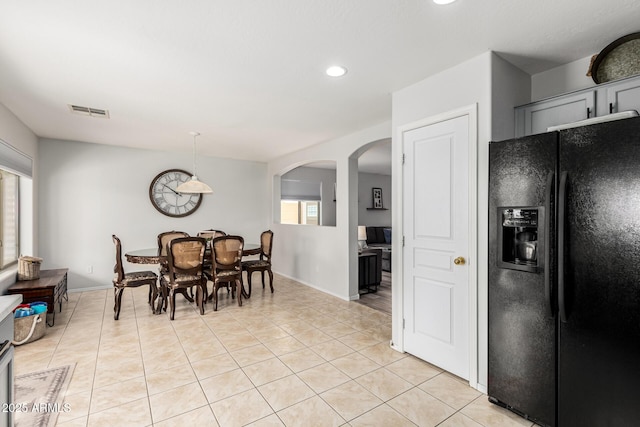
[14,274,535,426]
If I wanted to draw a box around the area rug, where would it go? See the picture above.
[14,364,75,427]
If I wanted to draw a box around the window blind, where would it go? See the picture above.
[280,179,321,201]
[1,171,18,267]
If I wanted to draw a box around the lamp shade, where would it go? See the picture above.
[358,226,367,241]
[176,176,212,194]
[176,131,212,194]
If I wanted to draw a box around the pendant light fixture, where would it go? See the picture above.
[176,131,212,194]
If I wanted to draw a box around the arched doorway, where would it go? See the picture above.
[349,138,392,313]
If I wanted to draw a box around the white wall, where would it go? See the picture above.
[280,166,337,226]
[358,172,391,227]
[0,103,38,293]
[392,51,530,391]
[531,55,595,101]
[267,122,391,301]
[38,138,268,291]
[492,54,531,141]
[392,53,492,391]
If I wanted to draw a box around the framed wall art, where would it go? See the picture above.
[372,187,383,209]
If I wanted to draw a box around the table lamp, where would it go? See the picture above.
[358,226,368,251]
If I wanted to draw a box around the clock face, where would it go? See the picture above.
[149,169,203,217]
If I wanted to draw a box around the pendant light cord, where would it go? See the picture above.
[192,135,197,177]
[191,131,200,177]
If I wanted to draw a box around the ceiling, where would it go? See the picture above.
[1,1,639,164]
[358,140,392,175]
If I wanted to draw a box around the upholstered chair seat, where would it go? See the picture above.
[161,274,202,284]
[118,271,158,284]
[241,259,270,269]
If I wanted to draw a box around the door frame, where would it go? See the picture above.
[391,104,479,389]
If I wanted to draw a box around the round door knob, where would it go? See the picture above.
[454,256,466,265]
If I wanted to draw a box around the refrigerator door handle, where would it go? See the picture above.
[558,171,568,323]
[544,172,555,317]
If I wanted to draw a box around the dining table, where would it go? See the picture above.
[125,243,260,264]
[125,243,260,302]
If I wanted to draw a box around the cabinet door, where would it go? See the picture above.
[603,77,640,115]
[516,91,595,137]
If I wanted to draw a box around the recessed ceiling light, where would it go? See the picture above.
[433,0,457,4]
[326,65,347,77]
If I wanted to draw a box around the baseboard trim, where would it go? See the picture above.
[272,270,351,302]
[68,284,111,293]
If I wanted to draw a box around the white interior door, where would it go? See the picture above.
[402,115,470,380]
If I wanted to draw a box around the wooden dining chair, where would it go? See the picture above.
[197,229,228,294]
[196,229,227,241]
[112,235,158,320]
[157,230,190,260]
[242,230,274,297]
[205,235,244,311]
[159,237,207,320]
[156,230,192,301]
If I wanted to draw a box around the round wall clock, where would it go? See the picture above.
[149,169,203,217]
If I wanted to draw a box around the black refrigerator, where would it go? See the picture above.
[488,115,640,427]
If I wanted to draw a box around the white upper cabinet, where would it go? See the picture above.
[602,77,640,114]
[516,75,640,137]
[515,91,595,137]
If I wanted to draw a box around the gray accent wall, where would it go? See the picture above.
[358,172,391,227]
[37,138,268,291]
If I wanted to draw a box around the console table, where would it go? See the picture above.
[7,268,68,326]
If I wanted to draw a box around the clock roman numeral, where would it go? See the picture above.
[150,170,201,217]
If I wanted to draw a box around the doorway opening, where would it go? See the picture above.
[354,139,392,314]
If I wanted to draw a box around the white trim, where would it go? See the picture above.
[393,104,480,390]
[0,138,33,178]
[467,104,479,390]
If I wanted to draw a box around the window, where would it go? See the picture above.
[276,163,337,227]
[280,200,320,225]
[0,169,19,269]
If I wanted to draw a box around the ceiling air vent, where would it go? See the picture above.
[68,104,110,118]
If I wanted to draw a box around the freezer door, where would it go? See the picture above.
[488,132,558,427]
[558,116,640,426]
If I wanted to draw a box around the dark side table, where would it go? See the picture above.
[7,268,68,326]
[358,252,380,294]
